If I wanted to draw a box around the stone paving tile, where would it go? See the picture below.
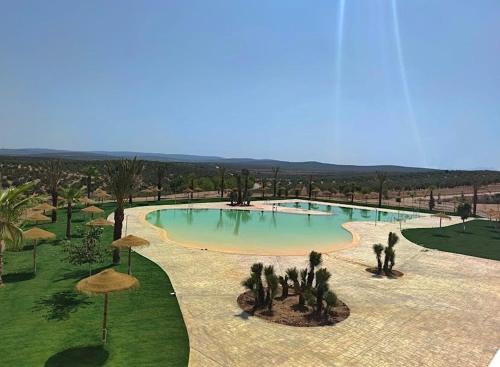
[118,200,500,367]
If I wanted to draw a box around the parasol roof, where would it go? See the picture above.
[25,212,51,222]
[111,234,150,249]
[81,205,104,214]
[432,212,452,220]
[86,218,114,227]
[76,268,139,295]
[33,203,57,211]
[80,197,96,205]
[23,227,56,241]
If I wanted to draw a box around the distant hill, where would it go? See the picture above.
[0,148,437,174]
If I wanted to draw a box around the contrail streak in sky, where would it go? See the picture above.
[391,0,427,166]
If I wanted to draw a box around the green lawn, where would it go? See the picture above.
[0,200,190,366]
[402,219,500,261]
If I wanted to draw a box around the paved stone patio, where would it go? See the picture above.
[118,200,500,367]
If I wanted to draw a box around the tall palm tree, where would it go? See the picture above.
[472,181,480,216]
[0,182,34,286]
[83,166,98,199]
[242,169,250,205]
[105,158,144,264]
[376,172,387,208]
[217,166,226,198]
[46,160,63,222]
[156,163,167,201]
[261,177,267,199]
[306,250,322,287]
[308,175,313,200]
[372,243,384,274]
[272,167,280,197]
[60,185,84,239]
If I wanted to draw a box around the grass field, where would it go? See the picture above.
[402,219,500,261]
[0,200,190,366]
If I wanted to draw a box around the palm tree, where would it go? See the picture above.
[83,166,98,199]
[285,267,299,298]
[383,232,399,275]
[0,182,34,286]
[308,175,313,200]
[324,291,337,317]
[217,166,226,198]
[472,182,480,216]
[314,268,331,315]
[264,265,277,310]
[156,163,167,201]
[60,185,84,239]
[105,158,144,264]
[278,274,289,298]
[376,172,387,208]
[272,167,280,197]
[372,243,384,274]
[306,250,322,287]
[46,160,63,222]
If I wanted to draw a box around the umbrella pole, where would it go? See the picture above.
[128,247,132,275]
[102,293,109,343]
[33,240,37,273]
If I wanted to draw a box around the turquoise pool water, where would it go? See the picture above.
[146,203,415,255]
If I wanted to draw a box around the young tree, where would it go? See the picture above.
[46,160,63,222]
[324,291,338,317]
[264,265,278,311]
[105,157,144,264]
[0,182,34,286]
[63,227,106,276]
[383,232,399,275]
[314,268,331,315]
[60,185,84,239]
[429,189,435,211]
[156,163,167,201]
[457,202,472,232]
[308,175,313,200]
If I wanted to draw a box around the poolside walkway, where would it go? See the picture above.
[120,200,500,367]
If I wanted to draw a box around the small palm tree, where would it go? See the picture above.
[324,291,337,317]
[60,185,84,239]
[285,267,299,296]
[314,268,331,315]
[383,232,399,275]
[0,182,34,286]
[264,265,278,311]
[278,274,289,298]
[376,172,387,208]
[372,243,384,274]
[307,251,322,287]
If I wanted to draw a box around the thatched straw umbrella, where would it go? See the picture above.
[81,205,104,219]
[25,212,51,224]
[87,218,114,227]
[79,197,96,206]
[94,190,111,203]
[76,269,139,343]
[33,202,57,215]
[432,212,452,228]
[142,188,154,202]
[23,227,56,273]
[183,188,194,200]
[111,235,150,274]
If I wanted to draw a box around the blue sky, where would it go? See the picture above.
[1,0,499,169]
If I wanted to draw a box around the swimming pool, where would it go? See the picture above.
[146,202,415,255]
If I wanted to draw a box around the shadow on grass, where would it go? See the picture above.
[3,272,35,283]
[432,234,451,238]
[55,264,113,282]
[45,346,109,367]
[33,290,92,321]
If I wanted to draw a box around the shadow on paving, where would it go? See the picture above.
[45,346,109,367]
[33,290,92,321]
